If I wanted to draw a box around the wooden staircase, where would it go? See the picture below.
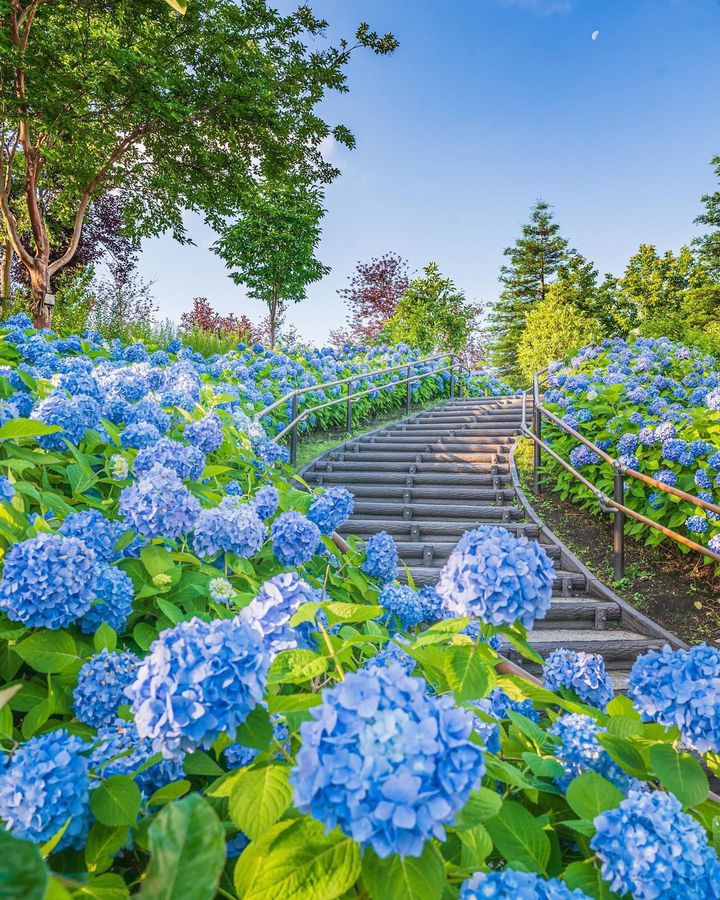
[302,395,683,688]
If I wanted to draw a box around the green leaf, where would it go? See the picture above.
[362,842,445,900]
[508,710,547,749]
[234,705,273,751]
[141,545,176,578]
[0,829,49,899]
[266,692,322,714]
[15,631,77,674]
[650,744,709,808]
[85,823,128,874]
[90,776,142,826]
[183,751,225,777]
[565,772,624,820]
[229,765,293,840]
[324,601,383,624]
[596,734,647,779]
[562,860,615,899]
[234,818,361,900]
[484,800,550,873]
[67,461,98,495]
[458,822,493,868]
[521,752,566,779]
[93,623,117,653]
[452,787,502,829]
[268,649,328,685]
[413,617,472,647]
[446,645,493,702]
[0,419,61,441]
[139,794,226,900]
[147,781,191,807]
[72,873,129,899]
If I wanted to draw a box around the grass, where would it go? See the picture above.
[294,399,446,470]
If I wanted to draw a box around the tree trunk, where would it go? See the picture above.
[269,297,278,348]
[1,242,12,309]
[29,263,51,329]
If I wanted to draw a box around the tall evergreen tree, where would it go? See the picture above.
[693,156,720,280]
[488,200,569,384]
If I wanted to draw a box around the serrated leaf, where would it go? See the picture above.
[266,692,322,714]
[183,751,224,777]
[85,823,127,874]
[484,800,550,873]
[268,648,328,685]
[90,776,142,826]
[229,765,292,840]
[447,645,493,702]
[596,734,647,778]
[93,623,117,653]
[324,601,383,624]
[362,842,445,900]
[0,829,49,898]
[452,787,502,829]
[562,859,615,899]
[0,419,61,441]
[15,631,77,673]
[650,744,709,808]
[234,705,273,751]
[147,780,191,807]
[565,771,624,820]
[140,794,225,900]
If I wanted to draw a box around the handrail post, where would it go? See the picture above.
[532,374,542,494]
[289,393,299,466]
[405,366,412,413]
[449,354,456,399]
[346,380,353,434]
[613,469,625,580]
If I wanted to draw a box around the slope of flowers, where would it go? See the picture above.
[543,336,720,555]
[0,316,717,899]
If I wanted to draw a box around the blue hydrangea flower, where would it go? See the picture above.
[59,509,123,562]
[127,617,269,760]
[184,414,224,453]
[0,729,90,849]
[436,526,555,629]
[706,387,720,412]
[695,469,713,490]
[542,648,614,709]
[226,832,249,858]
[654,421,676,442]
[709,534,720,554]
[662,438,693,465]
[92,718,184,796]
[475,688,540,724]
[118,463,200,539]
[550,713,632,791]
[627,643,720,752]
[379,583,427,629]
[32,392,102,449]
[121,421,160,449]
[78,563,135,634]
[362,531,399,582]
[460,870,590,899]
[251,485,279,521]
[226,480,244,497]
[307,486,355,536]
[617,433,639,455]
[110,454,130,480]
[591,789,720,900]
[685,515,709,534]
[270,511,321,566]
[74,648,141,728]
[192,498,266,559]
[238,573,319,656]
[655,468,677,486]
[463,620,502,650]
[417,585,445,622]
[569,445,599,468]
[0,533,97,628]
[366,636,416,675]
[0,476,15,502]
[709,451,720,471]
[291,664,485,858]
[134,438,205,482]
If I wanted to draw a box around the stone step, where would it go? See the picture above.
[512,629,663,663]
[349,500,524,521]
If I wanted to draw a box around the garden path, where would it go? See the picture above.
[302,396,684,689]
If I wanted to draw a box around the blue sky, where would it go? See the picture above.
[138,0,720,342]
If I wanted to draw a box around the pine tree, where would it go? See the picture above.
[693,156,720,280]
[488,200,569,385]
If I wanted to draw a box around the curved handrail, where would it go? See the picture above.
[253,353,485,464]
[522,369,720,572]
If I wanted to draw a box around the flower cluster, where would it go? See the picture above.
[542,648,614,709]
[291,664,485,858]
[59,509,123,561]
[591,789,720,899]
[436,525,555,629]
[79,563,135,633]
[0,533,98,629]
[460,870,590,899]
[379,583,427,629]
[307,486,355,536]
[251,485,279,521]
[270,511,321,566]
[550,713,631,791]
[193,499,266,559]
[362,531,399,582]
[91,719,184,796]
[627,643,720,752]
[238,573,318,655]
[127,617,269,760]
[119,463,200,539]
[184,413,224,453]
[366,635,416,675]
[0,730,90,848]
[134,437,205,482]
[74,648,141,728]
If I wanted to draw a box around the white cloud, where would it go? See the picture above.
[497,0,572,14]
[319,134,339,163]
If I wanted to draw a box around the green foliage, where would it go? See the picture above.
[517,284,603,382]
[488,200,571,385]
[385,262,478,354]
[214,178,330,347]
[694,155,720,280]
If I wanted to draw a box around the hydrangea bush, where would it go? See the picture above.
[541,336,720,556]
[0,318,716,899]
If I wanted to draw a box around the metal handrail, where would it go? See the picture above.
[254,353,486,464]
[522,369,720,576]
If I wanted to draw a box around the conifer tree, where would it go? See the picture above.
[693,156,720,280]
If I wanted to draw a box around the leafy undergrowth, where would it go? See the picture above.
[0,316,717,900]
[543,336,720,558]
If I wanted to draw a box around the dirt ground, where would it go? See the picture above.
[517,459,720,647]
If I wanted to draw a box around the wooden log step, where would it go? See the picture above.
[349,500,524,521]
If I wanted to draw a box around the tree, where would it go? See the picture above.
[336,252,409,343]
[517,284,603,382]
[488,200,570,384]
[213,177,329,348]
[0,2,396,326]
[385,262,480,354]
[693,155,720,280]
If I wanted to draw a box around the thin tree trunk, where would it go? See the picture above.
[1,241,12,309]
[29,262,50,329]
[269,296,278,348]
